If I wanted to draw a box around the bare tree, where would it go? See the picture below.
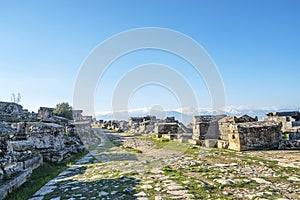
[11,93,21,104]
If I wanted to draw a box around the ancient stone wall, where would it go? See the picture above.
[218,115,258,141]
[37,107,54,120]
[228,121,282,151]
[192,115,226,141]
[154,122,178,137]
[279,140,300,150]
[0,103,91,199]
[265,111,300,134]
[0,125,43,200]
[0,102,37,123]
[0,101,23,115]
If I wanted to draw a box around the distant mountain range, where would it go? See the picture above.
[96,106,300,125]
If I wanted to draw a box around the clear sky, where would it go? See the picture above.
[0,0,299,113]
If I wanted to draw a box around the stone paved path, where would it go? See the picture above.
[29,129,193,200]
[29,129,300,199]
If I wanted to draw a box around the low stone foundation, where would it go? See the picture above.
[218,140,229,149]
[204,139,218,148]
[278,140,300,150]
[0,154,43,200]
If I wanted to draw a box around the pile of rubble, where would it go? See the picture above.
[0,101,93,199]
[97,116,193,142]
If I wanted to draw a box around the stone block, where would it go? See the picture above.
[23,154,43,170]
[0,169,32,200]
[0,168,4,180]
[279,140,300,150]
[218,140,229,149]
[10,140,34,151]
[3,162,23,177]
[205,139,218,148]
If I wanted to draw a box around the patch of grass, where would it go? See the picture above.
[163,142,190,151]
[185,146,202,155]
[189,167,210,173]
[6,150,88,200]
[163,166,183,177]
[121,146,143,154]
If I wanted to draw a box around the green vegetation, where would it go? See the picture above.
[282,133,289,140]
[121,146,143,154]
[142,136,191,152]
[53,102,73,119]
[6,151,88,200]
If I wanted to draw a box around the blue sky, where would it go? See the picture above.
[0,0,299,113]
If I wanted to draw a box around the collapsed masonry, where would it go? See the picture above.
[97,116,192,142]
[264,111,300,150]
[190,112,300,151]
[0,101,93,200]
[154,117,192,142]
[265,111,300,140]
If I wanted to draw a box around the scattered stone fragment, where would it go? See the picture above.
[251,178,271,184]
[141,184,153,189]
[98,191,109,196]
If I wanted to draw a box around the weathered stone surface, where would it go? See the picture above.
[0,101,23,115]
[155,122,178,137]
[251,177,271,184]
[192,115,226,140]
[215,179,234,185]
[265,111,300,133]
[217,140,229,149]
[37,107,54,120]
[0,140,15,168]
[10,140,34,151]
[0,168,4,179]
[34,185,57,196]
[228,121,282,151]
[218,115,258,141]
[0,169,32,200]
[279,140,300,150]
[23,154,43,170]
[204,139,218,148]
[3,162,23,177]
[0,102,37,122]
[287,131,300,140]
[0,122,15,136]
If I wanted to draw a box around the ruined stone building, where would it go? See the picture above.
[128,116,157,134]
[227,121,282,151]
[0,102,91,199]
[81,116,93,123]
[191,115,227,143]
[153,117,190,140]
[73,110,83,121]
[154,122,178,139]
[218,115,258,149]
[139,116,157,134]
[37,107,54,120]
[128,117,145,132]
[265,111,300,140]
[37,107,70,126]
[0,101,37,122]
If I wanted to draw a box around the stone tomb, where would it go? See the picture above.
[228,121,282,151]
